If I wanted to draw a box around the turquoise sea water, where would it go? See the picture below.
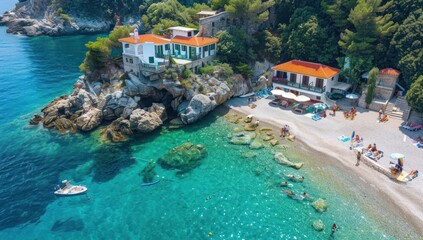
[0,2,419,239]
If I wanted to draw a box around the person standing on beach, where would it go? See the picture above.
[356,151,362,166]
[332,104,337,116]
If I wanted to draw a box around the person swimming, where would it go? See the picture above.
[302,192,313,200]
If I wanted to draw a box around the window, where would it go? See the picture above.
[316,96,321,100]
[175,44,180,51]
[165,44,170,51]
[125,58,128,63]
[182,45,187,51]
[302,76,309,86]
[124,44,129,48]
[289,73,297,82]
[129,58,133,64]
[149,57,154,64]
[210,44,215,50]
[316,78,324,88]
[188,31,192,37]
[212,22,215,27]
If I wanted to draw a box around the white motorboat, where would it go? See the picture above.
[54,180,87,196]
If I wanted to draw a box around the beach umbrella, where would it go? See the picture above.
[271,89,285,95]
[345,93,359,100]
[390,153,405,159]
[282,92,296,99]
[351,131,355,139]
[313,103,327,111]
[295,95,310,102]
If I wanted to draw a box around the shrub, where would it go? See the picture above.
[406,75,423,114]
[60,13,73,23]
[182,68,192,79]
[181,79,193,90]
[199,65,215,75]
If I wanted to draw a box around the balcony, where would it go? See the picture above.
[272,77,326,94]
[141,62,167,73]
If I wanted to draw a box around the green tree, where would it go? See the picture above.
[263,30,282,63]
[225,0,275,27]
[286,16,339,65]
[211,0,230,10]
[389,9,423,88]
[215,29,254,67]
[365,67,378,107]
[144,0,190,27]
[405,75,423,114]
[80,38,112,73]
[339,0,397,81]
[108,26,134,48]
[322,0,357,31]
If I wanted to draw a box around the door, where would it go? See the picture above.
[189,47,196,60]
[316,78,324,88]
[302,76,309,87]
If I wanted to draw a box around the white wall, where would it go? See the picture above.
[171,30,194,37]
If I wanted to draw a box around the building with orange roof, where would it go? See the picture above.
[271,60,347,101]
[119,26,218,77]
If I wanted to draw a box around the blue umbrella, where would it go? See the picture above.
[351,131,355,139]
[313,103,327,111]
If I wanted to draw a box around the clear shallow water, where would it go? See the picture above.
[0,20,417,240]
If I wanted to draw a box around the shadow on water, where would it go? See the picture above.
[51,217,85,232]
[91,143,134,183]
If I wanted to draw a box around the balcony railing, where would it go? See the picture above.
[272,77,326,93]
[141,62,167,73]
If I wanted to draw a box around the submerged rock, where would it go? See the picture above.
[270,139,279,146]
[312,198,328,213]
[242,151,257,159]
[274,152,304,169]
[229,132,257,145]
[139,160,157,183]
[249,140,264,150]
[312,220,325,231]
[158,142,207,174]
[262,135,275,141]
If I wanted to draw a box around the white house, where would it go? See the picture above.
[272,60,349,101]
[119,27,218,77]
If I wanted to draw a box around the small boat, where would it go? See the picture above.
[54,180,87,196]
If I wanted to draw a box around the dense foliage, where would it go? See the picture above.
[73,0,422,106]
[406,76,423,114]
[80,26,133,73]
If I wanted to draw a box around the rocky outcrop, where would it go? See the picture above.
[274,152,303,169]
[312,220,325,231]
[129,109,163,133]
[100,118,132,142]
[158,142,207,174]
[0,0,112,36]
[103,91,137,120]
[179,94,216,124]
[229,132,257,145]
[75,108,102,131]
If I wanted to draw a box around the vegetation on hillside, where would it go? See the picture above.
[75,0,422,111]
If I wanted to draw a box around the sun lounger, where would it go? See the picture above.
[401,122,422,131]
[338,136,350,142]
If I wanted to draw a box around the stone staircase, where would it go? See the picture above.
[385,96,411,120]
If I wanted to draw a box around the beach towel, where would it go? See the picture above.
[312,114,321,121]
[338,136,351,142]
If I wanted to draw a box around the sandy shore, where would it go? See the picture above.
[224,97,423,236]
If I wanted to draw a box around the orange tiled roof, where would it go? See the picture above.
[379,68,400,76]
[119,34,170,44]
[272,60,341,79]
[171,36,218,47]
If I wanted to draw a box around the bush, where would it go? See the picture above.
[199,65,215,75]
[181,79,193,90]
[182,68,192,79]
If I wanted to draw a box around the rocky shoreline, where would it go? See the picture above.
[0,0,111,36]
[30,59,268,142]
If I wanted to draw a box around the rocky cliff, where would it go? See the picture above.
[0,0,111,36]
[30,61,266,142]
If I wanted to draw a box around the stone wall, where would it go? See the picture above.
[199,12,231,37]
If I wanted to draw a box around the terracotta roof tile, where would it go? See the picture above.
[379,68,400,76]
[171,36,218,47]
[119,34,170,45]
[272,60,340,79]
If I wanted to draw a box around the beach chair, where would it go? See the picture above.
[401,122,422,131]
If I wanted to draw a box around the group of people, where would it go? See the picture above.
[364,143,382,160]
[280,124,290,138]
[344,106,357,120]
[281,174,310,201]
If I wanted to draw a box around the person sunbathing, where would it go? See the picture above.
[371,143,377,152]
[365,144,372,152]
[380,114,389,122]
[373,150,381,159]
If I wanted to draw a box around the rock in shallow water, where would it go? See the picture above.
[158,142,207,174]
[312,198,328,213]
[229,132,257,145]
[274,152,303,169]
[312,219,325,231]
[249,140,264,149]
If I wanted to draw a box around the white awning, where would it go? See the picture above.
[331,82,352,91]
